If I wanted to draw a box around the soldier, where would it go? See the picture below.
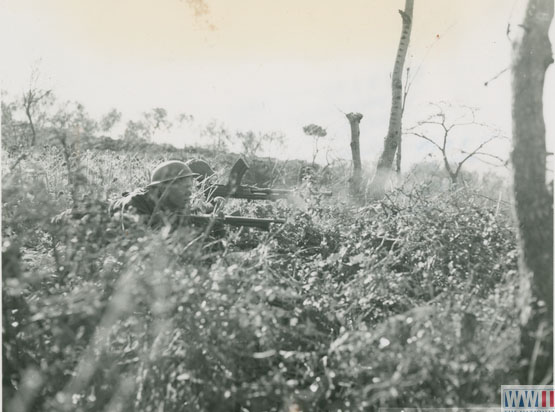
[110,160,199,229]
[110,158,284,233]
[185,158,215,182]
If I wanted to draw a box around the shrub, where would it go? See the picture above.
[3,146,520,411]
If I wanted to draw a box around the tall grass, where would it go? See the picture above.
[3,144,520,412]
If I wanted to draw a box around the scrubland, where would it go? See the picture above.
[3,139,520,411]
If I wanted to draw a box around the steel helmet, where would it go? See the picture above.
[186,159,216,181]
[146,160,198,188]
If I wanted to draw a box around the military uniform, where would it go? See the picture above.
[110,187,180,229]
[110,188,156,216]
[110,160,198,230]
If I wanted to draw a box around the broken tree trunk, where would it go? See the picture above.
[346,112,363,195]
[369,0,413,197]
[511,0,554,384]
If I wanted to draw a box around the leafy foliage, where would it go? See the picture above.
[99,109,122,134]
[302,125,327,138]
[3,143,520,411]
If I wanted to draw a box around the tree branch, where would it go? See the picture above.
[455,136,497,176]
[460,150,508,165]
[407,131,443,151]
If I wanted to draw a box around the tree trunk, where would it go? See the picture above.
[441,151,459,185]
[24,100,37,146]
[369,0,413,197]
[395,138,402,174]
[511,0,554,384]
[346,112,363,195]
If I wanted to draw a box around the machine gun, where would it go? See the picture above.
[200,158,332,202]
[182,214,286,231]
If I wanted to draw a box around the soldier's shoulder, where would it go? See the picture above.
[109,188,155,216]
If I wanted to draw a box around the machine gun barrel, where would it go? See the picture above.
[183,214,286,231]
[205,184,332,201]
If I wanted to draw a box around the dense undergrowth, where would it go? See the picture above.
[3,144,520,411]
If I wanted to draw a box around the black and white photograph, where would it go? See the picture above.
[1,0,553,411]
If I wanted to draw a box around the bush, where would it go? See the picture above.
[3,145,520,411]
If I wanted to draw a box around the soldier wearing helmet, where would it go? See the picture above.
[110,160,199,228]
[185,158,215,182]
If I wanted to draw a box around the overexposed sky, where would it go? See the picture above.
[1,0,553,171]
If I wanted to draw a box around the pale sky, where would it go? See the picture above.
[1,0,554,172]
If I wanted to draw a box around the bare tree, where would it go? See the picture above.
[511,0,553,384]
[370,0,414,196]
[345,112,363,194]
[394,22,456,173]
[407,103,505,184]
[22,70,52,146]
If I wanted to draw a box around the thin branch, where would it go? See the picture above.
[455,136,497,175]
[442,128,448,152]
[484,67,509,87]
[407,132,443,151]
[473,157,507,168]
[446,120,485,132]
[471,190,514,207]
[334,105,347,116]
[460,150,508,165]
[450,105,476,124]
[414,119,447,129]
